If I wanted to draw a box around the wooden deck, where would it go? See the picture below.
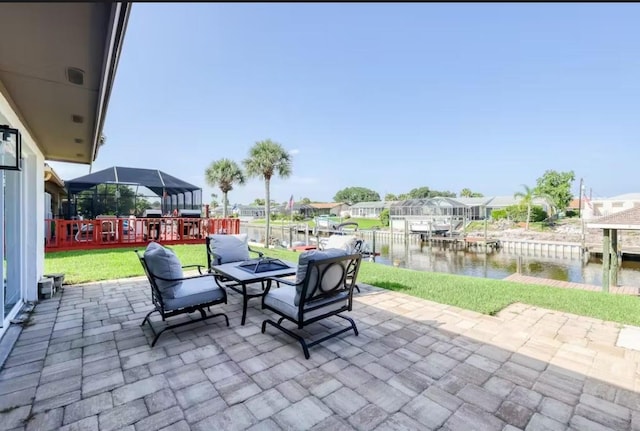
[44,217,240,252]
[504,273,639,296]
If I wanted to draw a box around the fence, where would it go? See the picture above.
[44,217,240,252]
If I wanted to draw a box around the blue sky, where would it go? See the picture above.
[50,3,640,206]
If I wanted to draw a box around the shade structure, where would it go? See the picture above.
[66,166,200,196]
[64,166,202,219]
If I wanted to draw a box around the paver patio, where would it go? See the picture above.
[2,275,640,430]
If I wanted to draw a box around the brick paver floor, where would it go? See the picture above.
[1,276,640,430]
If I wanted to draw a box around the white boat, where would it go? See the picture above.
[410,222,451,234]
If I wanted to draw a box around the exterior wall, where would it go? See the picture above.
[331,204,350,215]
[0,86,45,338]
[588,199,640,219]
[312,207,332,216]
[350,207,384,218]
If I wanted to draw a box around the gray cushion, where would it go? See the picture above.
[322,235,358,253]
[294,248,348,306]
[164,276,225,310]
[145,241,162,252]
[144,243,184,298]
[264,284,348,321]
[209,234,250,264]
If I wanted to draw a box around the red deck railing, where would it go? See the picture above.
[44,217,241,252]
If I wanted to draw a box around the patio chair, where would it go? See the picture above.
[319,234,363,293]
[206,233,264,269]
[136,241,229,347]
[206,233,277,288]
[261,248,362,359]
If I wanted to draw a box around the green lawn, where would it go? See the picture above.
[45,245,640,326]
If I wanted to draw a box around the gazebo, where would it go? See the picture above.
[64,166,202,219]
[586,205,640,291]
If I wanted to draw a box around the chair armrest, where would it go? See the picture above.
[261,276,296,296]
[265,276,297,286]
[249,246,264,259]
[181,264,205,275]
[151,272,216,283]
[209,253,222,266]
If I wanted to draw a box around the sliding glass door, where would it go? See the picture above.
[2,169,21,321]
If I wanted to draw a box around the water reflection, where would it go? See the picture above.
[381,242,640,287]
[240,225,640,286]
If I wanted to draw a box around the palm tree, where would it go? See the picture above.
[204,159,245,218]
[243,139,292,247]
[514,184,539,230]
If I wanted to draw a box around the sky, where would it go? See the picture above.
[49,3,640,206]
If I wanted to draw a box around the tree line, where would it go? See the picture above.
[204,140,575,237]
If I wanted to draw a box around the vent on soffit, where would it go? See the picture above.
[74,138,83,144]
[72,115,84,123]
[66,67,85,86]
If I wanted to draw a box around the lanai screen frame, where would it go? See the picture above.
[64,166,202,219]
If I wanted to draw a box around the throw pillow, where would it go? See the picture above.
[143,243,184,298]
[210,234,250,264]
[294,248,348,306]
[323,234,358,253]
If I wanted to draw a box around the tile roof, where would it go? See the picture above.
[308,202,344,209]
[607,193,640,201]
[587,204,640,229]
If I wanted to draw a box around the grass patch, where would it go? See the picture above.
[44,245,209,285]
[46,244,640,326]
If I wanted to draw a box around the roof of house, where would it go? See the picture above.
[605,193,640,201]
[486,196,520,207]
[0,3,130,164]
[308,202,346,209]
[587,205,640,229]
[455,197,492,206]
[391,197,467,208]
[486,196,549,208]
[567,198,580,209]
[44,163,65,188]
[350,201,390,209]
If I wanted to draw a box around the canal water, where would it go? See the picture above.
[242,225,640,287]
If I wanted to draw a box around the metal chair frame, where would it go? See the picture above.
[135,250,229,347]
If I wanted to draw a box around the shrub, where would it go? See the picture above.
[505,205,525,222]
[531,206,548,222]
[491,209,508,220]
[379,208,390,227]
[504,204,547,222]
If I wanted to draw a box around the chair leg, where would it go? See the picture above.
[241,295,250,326]
[145,309,229,347]
[150,326,167,347]
[262,319,311,359]
[141,309,158,328]
[336,314,359,336]
[262,314,358,360]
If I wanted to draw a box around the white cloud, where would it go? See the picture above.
[289,148,300,155]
